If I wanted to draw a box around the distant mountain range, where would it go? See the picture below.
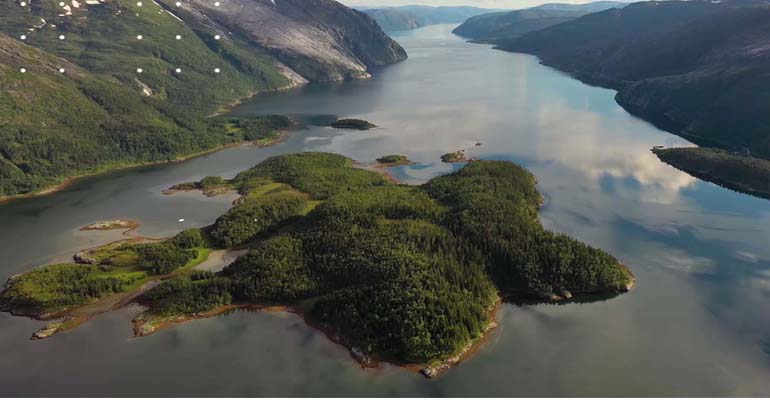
[362,6,494,32]
[452,1,625,41]
[0,0,406,198]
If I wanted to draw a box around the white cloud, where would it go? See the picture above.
[340,0,627,10]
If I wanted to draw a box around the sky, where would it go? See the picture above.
[338,0,624,9]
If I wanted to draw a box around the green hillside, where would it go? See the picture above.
[0,0,405,198]
[0,0,290,114]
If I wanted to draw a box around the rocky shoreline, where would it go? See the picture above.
[419,298,501,378]
[129,295,503,379]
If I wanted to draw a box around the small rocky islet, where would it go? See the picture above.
[0,152,634,378]
[80,219,139,231]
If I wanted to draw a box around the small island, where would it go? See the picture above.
[0,152,634,378]
[376,155,412,166]
[80,219,139,231]
[441,150,473,163]
[329,119,377,130]
[653,146,770,200]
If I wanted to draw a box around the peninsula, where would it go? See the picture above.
[653,147,770,200]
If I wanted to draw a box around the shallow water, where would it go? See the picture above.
[1,25,769,396]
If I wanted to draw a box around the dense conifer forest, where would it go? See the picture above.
[1,153,634,368]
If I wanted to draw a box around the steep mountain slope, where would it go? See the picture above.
[362,6,492,32]
[452,1,624,42]
[497,0,770,157]
[0,30,288,196]
[169,0,407,81]
[0,0,406,197]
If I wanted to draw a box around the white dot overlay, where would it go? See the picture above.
[15,3,243,81]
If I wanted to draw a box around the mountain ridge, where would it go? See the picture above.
[362,5,494,32]
[452,1,625,42]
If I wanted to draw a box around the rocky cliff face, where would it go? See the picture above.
[166,0,407,81]
[498,0,770,157]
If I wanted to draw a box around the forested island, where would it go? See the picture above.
[329,119,377,130]
[653,147,770,200]
[441,150,472,163]
[376,155,412,166]
[0,152,634,376]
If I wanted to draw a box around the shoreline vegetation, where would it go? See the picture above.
[129,299,500,379]
[0,117,297,205]
[163,176,235,198]
[353,155,415,184]
[375,155,413,166]
[0,152,634,378]
[652,146,770,200]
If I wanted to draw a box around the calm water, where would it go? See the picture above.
[1,25,770,396]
